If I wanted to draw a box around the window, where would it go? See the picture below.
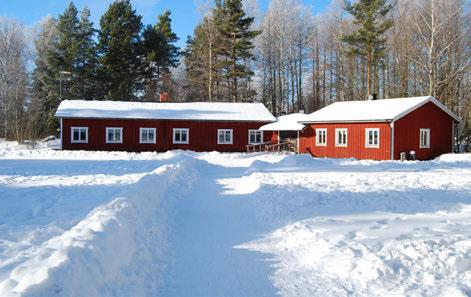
[316,128,327,146]
[420,128,430,148]
[173,128,189,144]
[248,130,263,144]
[218,129,233,144]
[106,127,123,143]
[365,128,380,148]
[140,128,156,144]
[335,128,348,147]
[71,127,88,143]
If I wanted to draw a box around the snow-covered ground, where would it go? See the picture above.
[0,139,470,297]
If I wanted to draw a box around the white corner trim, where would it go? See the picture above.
[60,118,63,149]
[390,121,395,160]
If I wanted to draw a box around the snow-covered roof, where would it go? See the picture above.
[302,96,461,123]
[55,100,276,122]
[259,113,310,131]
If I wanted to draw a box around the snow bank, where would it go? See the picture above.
[239,206,471,297]
[0,156,201,297]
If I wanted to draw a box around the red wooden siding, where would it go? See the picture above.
[394,101,453,160]
[299,122,391,160]
[62,118,273,152]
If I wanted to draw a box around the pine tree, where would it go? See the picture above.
[75,7,99,100]
[37,1,81,135]
[98,0,143,100]
[142,10,180,100]
[341,0,393,99]
[29,16,59,137]
[46,1,80,100]
[216,0,261,102]
[156,10,180,70]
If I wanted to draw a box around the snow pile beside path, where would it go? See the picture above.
[239,206,471,297]
[0,157,199,297]
[0,139,177,161]
[437,153,471,162]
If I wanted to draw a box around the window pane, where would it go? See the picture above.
[148,130,154,141]
[73,130,79,141]
[219,132,224,143]
[115,130,121,141]
[181,131,187,142]
[80,130,86,141]
[175,131,180,142]
[108,130,113,141]
[142,131,147,142]
[225,132,231,142]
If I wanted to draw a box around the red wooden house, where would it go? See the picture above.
[298,96,461,160]
[55,100,276,152]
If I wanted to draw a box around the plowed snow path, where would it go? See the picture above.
[159,165,277,296]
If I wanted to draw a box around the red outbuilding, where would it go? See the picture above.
[298,96,461,160]
[55,99,276,152]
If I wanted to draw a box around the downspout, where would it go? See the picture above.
[390,121,394,160]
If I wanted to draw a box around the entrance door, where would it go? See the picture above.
[279,131,298,151]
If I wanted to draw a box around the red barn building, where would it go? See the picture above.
[55,100,276,152]
[298,96,461,160]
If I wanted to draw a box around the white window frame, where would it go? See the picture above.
[173,128,189,144]
[365,128,380,148]
[217,129,233,145]
[106,127,123,144]
[248,129,263,144]
[139,128,156,144]
[315,128,327,146]
[335,128,348,147]
[420,128,430,148]
[71,127,88,143]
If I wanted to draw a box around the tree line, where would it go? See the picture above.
[0,0,469,150]
[1,0,180,140]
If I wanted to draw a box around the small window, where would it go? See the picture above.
[365,128,380,148]
[335,128,348,147]
[420,128,430,148]
[71,127,88,143]
[218,129,233,144]
[248,130,263,144]
[140,128,156,144]
[106,127,123,144]
[173,128,189,144]
[316,128,327,146]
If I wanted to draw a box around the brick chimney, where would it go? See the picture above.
[160,92,169,102]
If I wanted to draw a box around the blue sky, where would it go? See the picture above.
[0,0,331,47]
